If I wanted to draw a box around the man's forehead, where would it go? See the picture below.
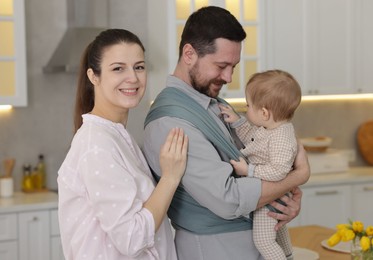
[206,41,241,65]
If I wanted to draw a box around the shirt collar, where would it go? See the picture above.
[166,75,216,110]
[82,113,126,130]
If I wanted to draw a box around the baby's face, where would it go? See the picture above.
[245,95,263,127]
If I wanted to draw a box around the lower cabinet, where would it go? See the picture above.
[0,213,18,260]
[352,183,373,224]
[50,209,65,260]
[300,185,351,228]
[19,211,50,260]
[0,241,18,260]
[0,209,64,260]
[51,237,65,260]
[294,181,373,228]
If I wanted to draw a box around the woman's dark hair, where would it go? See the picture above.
[74,29,145,132]
[179,6,246,58]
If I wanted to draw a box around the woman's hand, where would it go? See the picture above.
[267,187,303,231]
[159,128,188,183]
[145,128,188,231]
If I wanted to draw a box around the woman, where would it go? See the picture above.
[58,29,188,260]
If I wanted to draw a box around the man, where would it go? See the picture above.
[143,6,310,260]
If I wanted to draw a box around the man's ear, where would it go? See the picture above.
[182,43,197,65]
[87,68,98,86]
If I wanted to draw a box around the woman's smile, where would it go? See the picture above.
[119,87,139,96]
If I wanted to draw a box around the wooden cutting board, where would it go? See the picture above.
[357,120,373,165]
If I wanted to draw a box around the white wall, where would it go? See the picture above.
[146,0,172,101]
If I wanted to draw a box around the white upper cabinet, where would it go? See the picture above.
[148,0,373,100]
[355,0,373,94]
[262,0,373,95]
[262,1,308,93]
[0,0,27,106]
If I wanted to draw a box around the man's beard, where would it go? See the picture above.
[189,63,226,98]
[189,64,210,96]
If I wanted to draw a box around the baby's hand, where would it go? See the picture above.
[230,157,248,176]
[219,104,240,123]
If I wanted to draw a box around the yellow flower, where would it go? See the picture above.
[337,228,348,237]
[360,236,371,251]
[336,223,349,230]
[366,226,373,236]
[341,229,355,242]
[352,221,364,233]
[327,233,341,247]
[332,220,373,250]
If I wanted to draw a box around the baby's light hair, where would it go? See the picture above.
[246,70,302,122]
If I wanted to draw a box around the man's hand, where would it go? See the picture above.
[267,187,302,231]
[293,142,311,185]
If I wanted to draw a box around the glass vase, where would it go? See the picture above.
[351,239,363,260]
[351,239,373,260]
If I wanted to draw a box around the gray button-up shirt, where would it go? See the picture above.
[143,75,263,260]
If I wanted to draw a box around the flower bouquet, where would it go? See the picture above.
[327,220,373,260]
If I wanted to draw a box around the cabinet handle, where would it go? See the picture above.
[33,216,39,221]
[315,190,338,195]
[363,187,373,192]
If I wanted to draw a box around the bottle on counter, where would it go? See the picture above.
[37,154,46,189]
[32,166,43,190]
[22,164,33,192]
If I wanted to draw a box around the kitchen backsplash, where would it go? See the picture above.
[293,99,373,166]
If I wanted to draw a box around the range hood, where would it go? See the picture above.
[43,0,109,73]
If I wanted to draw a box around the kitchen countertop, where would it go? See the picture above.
[0,191,58,214]
[0,167,372,213]
[303,166,373,188]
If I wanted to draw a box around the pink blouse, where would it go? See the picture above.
[58,114,177,260]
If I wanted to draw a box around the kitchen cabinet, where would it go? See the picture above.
[0,213,18,260]
[299,185,352,228]
[351,182,373,224]
[263,0,373,95]
[19,211,50,260]
[0,241,17,260]
[0,192,64,260]
[50,209,65,260]
[51,237,64,260]
[354,1,373,94]
[148,1,373,100]
[289,167,373,228]
[0,0,27,106]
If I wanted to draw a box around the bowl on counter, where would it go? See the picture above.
[300,136,332,152]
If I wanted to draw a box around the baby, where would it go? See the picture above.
[220,69,302,260]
